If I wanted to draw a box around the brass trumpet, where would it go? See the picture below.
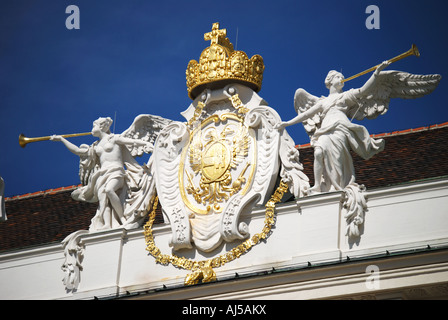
[342,44,420,83]
[19,132,91,148]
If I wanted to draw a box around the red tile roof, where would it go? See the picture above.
[5,185,82,201]
[298,122,448,189]
[1,189,164,254]
[2,188,97,253]
[1,123,448,253]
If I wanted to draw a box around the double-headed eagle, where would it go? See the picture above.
[187,123,251,211]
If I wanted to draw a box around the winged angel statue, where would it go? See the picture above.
[52,114,172,231]
[275,61,440,238]
[276,61,441,194]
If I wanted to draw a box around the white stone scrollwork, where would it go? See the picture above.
[246,106,310,201]
[61,230,89,291]
[153,121,192,251]
[278,130,310,199]
[342,183,367,239]
[245,106,281,204]
[220,193,258,243]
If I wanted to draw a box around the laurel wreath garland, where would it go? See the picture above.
[143,180,289,285]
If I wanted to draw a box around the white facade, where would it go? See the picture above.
[1,177,447,300]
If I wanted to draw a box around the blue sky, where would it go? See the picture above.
[1,0,447,197]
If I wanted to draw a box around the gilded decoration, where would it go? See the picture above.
[143,21,310,282]
[186,22,264,99]
[144,180,289,285]
[179,111,256,214]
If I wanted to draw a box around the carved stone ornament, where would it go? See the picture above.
[61,230,89,291]
[153,83,309,252]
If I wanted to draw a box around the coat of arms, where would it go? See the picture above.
[151,23,309,253]
[153,84,308,252]
[35,22,439,289]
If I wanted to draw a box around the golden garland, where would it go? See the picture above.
[144,180,289,285]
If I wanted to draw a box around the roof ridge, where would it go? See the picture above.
[371,121,448,138]
[297,121,448,149]
[5,184,81,202]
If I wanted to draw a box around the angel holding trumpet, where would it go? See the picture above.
[275,58,441,194]
[50,115,171,231]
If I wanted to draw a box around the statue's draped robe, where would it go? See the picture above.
[72,140,154,231]
[311,89,384,192]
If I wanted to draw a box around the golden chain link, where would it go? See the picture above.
[144,180,289,285]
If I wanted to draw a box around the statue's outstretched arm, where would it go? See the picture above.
[115,135,154,153]
[50,135,89,156]
[275,101,323,130]
[356,61,390,96]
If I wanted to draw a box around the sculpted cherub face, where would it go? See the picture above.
[325,70,345,91]
[92,117,113,137]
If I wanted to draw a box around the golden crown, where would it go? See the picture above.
[186,23,265,100]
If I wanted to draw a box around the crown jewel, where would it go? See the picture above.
[186,23,265,100]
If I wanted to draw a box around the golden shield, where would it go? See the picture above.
[201,141,231,183]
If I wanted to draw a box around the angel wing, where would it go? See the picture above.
[77,143,98,187]
[121,114,173,157]
[347,70,441,121]
[294,88,323,137]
